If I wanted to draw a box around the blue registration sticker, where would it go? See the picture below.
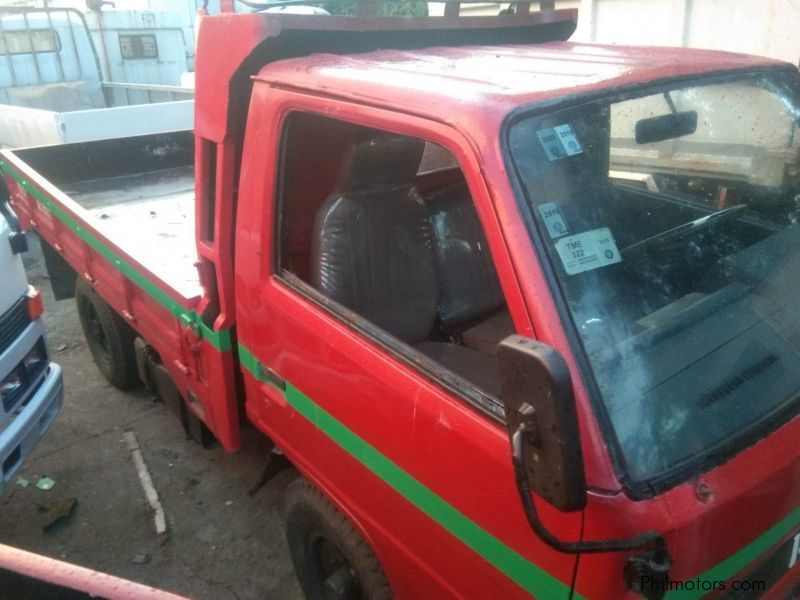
[537,123,584,161]
[537,202,569,238]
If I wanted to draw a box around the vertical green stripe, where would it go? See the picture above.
[0,160,231,352]
[239,343,575,598]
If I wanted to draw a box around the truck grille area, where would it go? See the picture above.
[0,298,30,356]
[1,338,47,414]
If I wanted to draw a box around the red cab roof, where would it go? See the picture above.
[256,42,786,127]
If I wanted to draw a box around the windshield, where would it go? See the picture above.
[507,69,800,489]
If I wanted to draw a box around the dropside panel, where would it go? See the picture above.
[0,138,241,451]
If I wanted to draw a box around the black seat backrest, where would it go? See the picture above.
[310,133,437,344]
[426,182,504,326]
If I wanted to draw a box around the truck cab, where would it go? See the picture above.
[232,36,800,598]
[2,5,799,598]
[0,190,62,492]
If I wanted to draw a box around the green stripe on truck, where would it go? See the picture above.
[239,344,800,599]
[0,160,231,352]
[237,342,578,599]
[7,156,797,598]
[665,505,800,600]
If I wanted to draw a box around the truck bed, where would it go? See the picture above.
[2,129,243,453]
[0,102,195,149]
[3,131,201,300]
[60,165,200,298]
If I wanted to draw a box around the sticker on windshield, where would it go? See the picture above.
[537,202,569,238]
[554,227,622,275]
[536,123,584,161]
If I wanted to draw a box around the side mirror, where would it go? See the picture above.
[498,337,671,589]
[498,335,671,589]
[497,335,586,512]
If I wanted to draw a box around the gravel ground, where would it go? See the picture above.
[0,234,302,600]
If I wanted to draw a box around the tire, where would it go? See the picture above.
[75,278,139,389]
[285,478,392,600]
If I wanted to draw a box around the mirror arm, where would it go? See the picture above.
[511,421,670,560]
[663,91,678,114]
[500,333,672,598]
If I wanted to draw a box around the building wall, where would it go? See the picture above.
[575,0,800,65]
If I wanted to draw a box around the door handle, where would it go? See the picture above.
[257,362,286,391]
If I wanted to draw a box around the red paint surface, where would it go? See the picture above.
[3,10,799,598]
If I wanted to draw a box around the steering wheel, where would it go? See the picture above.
[621,204,748,255]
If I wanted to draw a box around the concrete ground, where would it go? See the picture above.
[0,235,302,600]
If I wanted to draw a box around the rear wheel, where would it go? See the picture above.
[285,478,392,600]
[75,279,139,389]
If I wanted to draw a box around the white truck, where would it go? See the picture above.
[0,183,62,490]
[0,6,193,148]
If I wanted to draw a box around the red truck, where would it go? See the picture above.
[2,3,799,598]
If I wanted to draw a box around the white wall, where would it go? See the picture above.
[575,0,800,65]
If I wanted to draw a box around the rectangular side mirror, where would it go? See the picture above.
[498,341,669,580]
[498,335,586,512]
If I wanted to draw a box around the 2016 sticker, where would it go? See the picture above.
[537,202,569,238]
[537,123,584,161]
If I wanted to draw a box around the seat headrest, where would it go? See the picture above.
[338,133,425,193]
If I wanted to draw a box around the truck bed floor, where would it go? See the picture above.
[60,165,202,299]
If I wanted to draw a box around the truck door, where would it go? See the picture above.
[234,89,583,599]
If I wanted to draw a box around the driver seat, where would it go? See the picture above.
[309,132,499,396]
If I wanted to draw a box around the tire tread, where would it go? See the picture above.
[75,279,139,389]
[285,477,392,600]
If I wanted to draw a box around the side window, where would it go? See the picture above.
[119,34,158,59]
[277,112,513,401]
[0,30,61,55]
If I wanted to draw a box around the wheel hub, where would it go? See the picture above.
[323,566,360,600]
